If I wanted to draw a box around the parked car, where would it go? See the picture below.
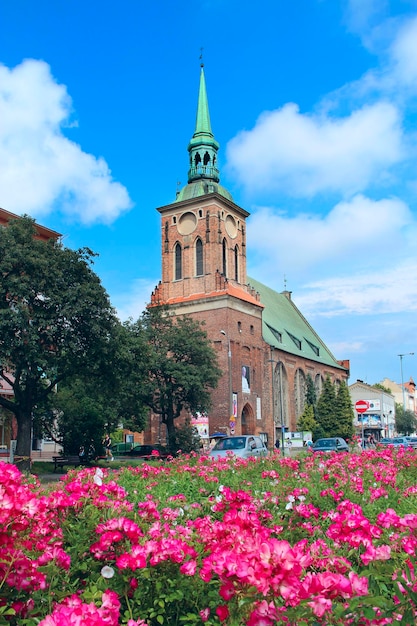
[379,436,410,448]
[378,438,393,446]
[111,442,134,456]
[405,436,417,449]
[311,437,349,453]
[209,435,268,459]
[123,444,171,460]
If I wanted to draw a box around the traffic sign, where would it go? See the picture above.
[355,400,369,414]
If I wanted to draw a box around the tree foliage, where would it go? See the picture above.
[305,374,318,416]
[130,306,221,452]
[373,383,392,395]
[297,405,317,434]
[335,380,354,440]
[0,216,119,460]
[316,376,337,436]
[395,403,417,436]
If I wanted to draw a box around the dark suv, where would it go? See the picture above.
[124,444,170,460]
[312,437,349,453]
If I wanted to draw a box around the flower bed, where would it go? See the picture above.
[1,448,417,625]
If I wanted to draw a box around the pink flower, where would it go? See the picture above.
[180,559,197,576]
[219,581,235,600]
[216,605,230,622]
[307,596,332,617]
[199,608,210,622]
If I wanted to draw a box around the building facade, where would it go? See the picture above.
[380,377,417,416]
[349,380,396,440]
[146,66,349,449]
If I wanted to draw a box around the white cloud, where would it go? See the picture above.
[0,59,132,224]
[248,194,413,275]
[294,261,417,317]
[226,101,403,198]
[389,14,417,89]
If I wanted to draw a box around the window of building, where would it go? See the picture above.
[234,245,239,281]
[175,243,182,280]
[266,323,282,343]
[305,338,320,356]
[173,216,177,224]
[222,238,227,276]
[250,325,254,335]
[238,321,242,333]
[196,238,203,276]
[286,330,302,350]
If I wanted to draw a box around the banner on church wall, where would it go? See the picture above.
[191,413,209,439]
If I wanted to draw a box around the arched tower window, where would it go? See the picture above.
[203,152,211,165]
[175,243,182,280]
[222,238,227,277]
[196,238,203,276]
[234,245,239,282]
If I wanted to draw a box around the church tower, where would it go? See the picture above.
[151,64,266,438]
[147,64,349,448]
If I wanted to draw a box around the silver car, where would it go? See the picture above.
[209,435,268,459]
[312,437,349,453]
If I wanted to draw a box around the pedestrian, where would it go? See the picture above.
[102,434,113,461]
[79,445,86,464]
[275,439,280,450]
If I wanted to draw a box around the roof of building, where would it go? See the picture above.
[248,276,348,372]
[176,65,234,204]
[175,180,234,203]
[0,207,61,241]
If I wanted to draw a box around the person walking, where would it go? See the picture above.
[103,434,113,461]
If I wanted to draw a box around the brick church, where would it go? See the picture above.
[147,65,349,449]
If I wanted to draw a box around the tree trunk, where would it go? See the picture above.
[15,409,33,472]
[165,413,177,453]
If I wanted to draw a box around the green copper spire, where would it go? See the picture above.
[175,65,233,203]
[187,65,220,184]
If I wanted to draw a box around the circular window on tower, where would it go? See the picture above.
[177,212,197,235]
[225,214,237,238]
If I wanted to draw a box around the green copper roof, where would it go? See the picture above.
[176,180,234,202]
[247,277,347,371]
[188,66,219,151]
[176,65,233,203]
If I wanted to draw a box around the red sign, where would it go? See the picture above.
[355,400,369,414]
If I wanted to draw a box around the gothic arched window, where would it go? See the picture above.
[196,238,203,276]
[175,243,182,280]
[222,239,227,277]
[234,245,239,282]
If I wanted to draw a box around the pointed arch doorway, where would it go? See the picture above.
[241,403,255,435]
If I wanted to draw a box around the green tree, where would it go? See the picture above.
[395,403,417,435]
[335,380,354,440]
[373,383,392,395]
[0,216,119,464]
[131,306,221,453]
[173,417,202,454]
[305,374,318,416]
[316,375,337,436]
[297,404,317,434]
[36,321,151,455]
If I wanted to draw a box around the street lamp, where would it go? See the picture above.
[220,330,233,430]
[269,350,286,457]
[398,352,414,411]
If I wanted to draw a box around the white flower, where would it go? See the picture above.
[285,502,293,510]
[298,495,306,502]
[101,566,115,579]
[94,475,103,486]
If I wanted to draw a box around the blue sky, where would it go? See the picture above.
[1,0,416,387]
